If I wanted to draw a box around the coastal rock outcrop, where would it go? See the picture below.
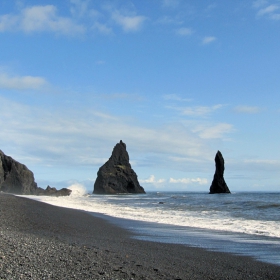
[209,151,231,194]
[0,150,38,194]
[93,140,145,194]
[0,150,71,196]
[36,186,72,197]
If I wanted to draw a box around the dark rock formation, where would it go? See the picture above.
[209,151,231,194]
[0,150,71,196]
[93,140,145,194]
[0,150,38,194]
[36,186,72,197]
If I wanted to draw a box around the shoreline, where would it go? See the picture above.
[1,193,280,279]
[90,212,280,266]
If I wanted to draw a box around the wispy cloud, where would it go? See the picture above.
[244,159,280,165]
[0,5,85,35]
[202,36,216,45]
[156,16,184,26]
[242,158,280,172]
[139,175,208,188]
[92,22,112,35]
[163,94,192,102]
[169,177,208,184]
[70,0,91,18]
[180,104,223,117]
[192,123,234,139]
[139,175,165,184]
[176,27,193,36]
[253,0,268,9]
[257,4,279,16]
[0,73,47,90]
[253,1,280,20]
[234,105,262,114]
[0,97,210,169]
[112,11,147,32]
[98,92,143,101]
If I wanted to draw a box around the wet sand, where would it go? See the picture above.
[1,193,280,279]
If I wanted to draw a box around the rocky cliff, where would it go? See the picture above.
[93,140,145,194]
[209,151,231,194]
[0,150,71,196]
[0,150,38,194]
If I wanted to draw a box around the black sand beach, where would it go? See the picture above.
[1,193,280,279]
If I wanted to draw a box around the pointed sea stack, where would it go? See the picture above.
[209,151,231,194]
[93,140,145,194]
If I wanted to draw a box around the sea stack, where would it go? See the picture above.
[209,150,231,194]
[0,150,38,194]
[93,140,145,194]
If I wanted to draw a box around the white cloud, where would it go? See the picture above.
[92,22,112,35]
[176,27,193,36]
[253,2,280,20]
[192,123,234,139]
[181,104,223,117]
[202,36,216,45]
[169,177,208,184]
[0,14,17,31]
[140,176,208,186]
[252,0,268,9]
[163,94,192,102]
[139,175,165,184]
[70,0,90,18]
[257,4,279,16]
[234,105,262,114]
[270,13,280,20]
[0,5,85,35]
[0,73,47,90]
[156,16,184,26]
[112,11,147,32]
[244,159,280,165]
[242,159,280,172]
[0,97,210,168]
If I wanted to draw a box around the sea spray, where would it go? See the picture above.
[68,183,88,197]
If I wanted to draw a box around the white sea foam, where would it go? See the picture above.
[68,183,88,197]
[19,192,280,239]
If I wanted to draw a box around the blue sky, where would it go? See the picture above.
[0,0,280,192]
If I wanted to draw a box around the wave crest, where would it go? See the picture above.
[68,183,88,197]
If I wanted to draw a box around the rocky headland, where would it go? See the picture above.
[209,150,231,194]
[93,140,145,194]
[0,150,71,196]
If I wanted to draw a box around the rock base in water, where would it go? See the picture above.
[36,186,72,197]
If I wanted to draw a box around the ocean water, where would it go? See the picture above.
[20,186,280,266]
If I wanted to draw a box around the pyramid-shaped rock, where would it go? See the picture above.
[209,151,231,194]
[93,141,145,194]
